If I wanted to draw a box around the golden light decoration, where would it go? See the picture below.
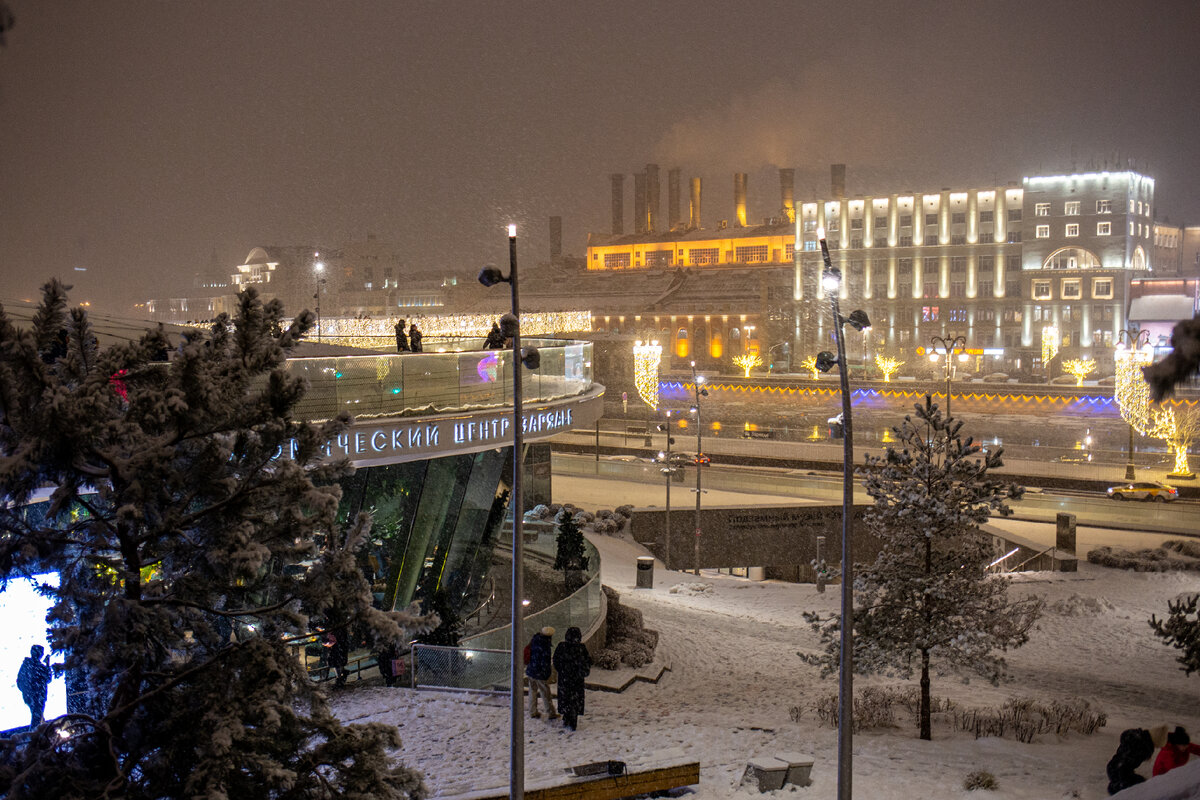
[632,340,663,411]
[874,354,905,382]
[1114,347,1154,435]
[1041,325,1060,365]
[800,355,820,380]
[1062,358,1097,387]
[732,353,763,378]
[292,311,593,349]
[1150,406,1196,477]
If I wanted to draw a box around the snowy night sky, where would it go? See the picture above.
[1,0,1198,311]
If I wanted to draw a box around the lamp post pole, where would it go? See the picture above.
[478,226,534,800]
[817,228,872,800]
[314,257,325,343]
[689,361,707,577]
[1116,328,1150,481]
[929,334,967,420]
[658,410,674,570]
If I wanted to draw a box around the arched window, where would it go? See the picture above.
[1042,247,1100,270]
[676,328,689,358]
[1132,245,1147,271]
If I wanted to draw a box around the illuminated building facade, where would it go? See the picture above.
[586,166,1165,375]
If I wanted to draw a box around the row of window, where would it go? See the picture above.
[809,209,1020,233]
[1031,277,1114,300]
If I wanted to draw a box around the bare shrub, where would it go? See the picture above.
[964,771,998,791]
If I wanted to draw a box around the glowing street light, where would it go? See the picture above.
[929,334,968,419]
[313,256,326,343]
[689,362,708,576]
[633,340,663,410]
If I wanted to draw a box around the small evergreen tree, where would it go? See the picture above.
[0,281,432,799]
[1150,594,1200,675]
[804,396,1042,740]
[553,510,588,572]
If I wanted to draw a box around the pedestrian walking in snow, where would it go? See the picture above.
[552,626,591,731]
[1153,726,1200,777]
[395,319,409,353]
[525,626,557,719]
[409,322,423,353]
[16,644,53,727]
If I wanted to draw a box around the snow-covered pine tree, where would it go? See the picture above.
[0,281,432,799]
[553,509,588,572]
[1150,593,1200,675]
[804,395,1042,740]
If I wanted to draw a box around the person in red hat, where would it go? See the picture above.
[1153,726,1200,777]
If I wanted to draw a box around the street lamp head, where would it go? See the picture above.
[957,352,970,363]
[699,387,708,397]
[507,223,517,238]
[314,261,324,273]
[520,347,541,370]
[816,226,826,241]
[844,309,871,332]
[478,264,508,287]
[815,351,838,373]
[498,312,519,338]
[929,353,939,363]
[821,268,842,294]
[696,374,706,385]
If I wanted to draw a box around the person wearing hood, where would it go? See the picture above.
[1154,726,1200,777]
[524,626,557,720]
[552,626,591,731]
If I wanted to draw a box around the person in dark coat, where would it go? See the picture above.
[325,628,350,687]
[1107,727,1156,795]
[395,319,409,353]
[485,322,504,349]
[552,626,591,730]
[375,641,401,688]
[16,645,53,727]
[409,322,423,353]
[525,626,557,719]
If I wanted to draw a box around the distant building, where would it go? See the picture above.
[583,165,1181,377]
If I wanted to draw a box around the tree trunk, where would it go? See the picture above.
[919,648,931,740]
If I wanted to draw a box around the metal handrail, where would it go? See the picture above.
[1003,545,1057,573]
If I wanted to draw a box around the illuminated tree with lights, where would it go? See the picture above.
[800,355,820,380]
[732,353,763,378]
[874,354,905,382]
[1115,347,1155,437]
[1041,325,1060,369]
[1062,357,1097,386]
[632,340,662,410]
[1150,405,1199,478]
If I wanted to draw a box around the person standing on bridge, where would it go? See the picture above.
[409,322,423,353]
[395,319,409,353]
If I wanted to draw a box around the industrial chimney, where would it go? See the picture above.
[831,164,847,200]
[668,168,681,231]
[610,174,624,235]
[734,172,748,228]
[780,168,795,223]
[646,163,660,233]
[689,177,702,229]
[633,172,648,235]
[549,216,562,265]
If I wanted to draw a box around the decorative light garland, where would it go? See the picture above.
[874,354,905,382]
[800,355,820,380]
[732,353,763,378]
[1062,358,1097,387]
[301,311,592,349]
[1114,347,1153,435]
[1149,406,1193,476]
[632,340,663,410]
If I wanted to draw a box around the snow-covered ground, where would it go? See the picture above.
[334,530,1200,799]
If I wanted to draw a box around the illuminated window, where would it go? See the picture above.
[1064,201,1080,216]
[646,251,672,267]
[922,306,939,322]
[1138,201,1144,215]
[1065,224,1079,237]
[735,245,768,263]
[1061,279,1082,299]
[1096,199,1111,214]
[1032,280,1052,300]
[1097,221,1111,236]
[604,253,632,269]
[1092,279,1113,299]
[1035,203,1051,216]
[803,220,818,232]
[784,244,795,260]
[691,248,719,265]
[675,328,689,358]
[1129,199,1135,213]
[1036,225,1050,238]
[804,241,818,251]
[949,308,967,322]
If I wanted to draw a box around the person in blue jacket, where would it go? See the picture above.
[525,626,557,720]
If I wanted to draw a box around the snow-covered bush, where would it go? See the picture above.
[595,585,658,670]
[596,509,614,520]
[964,771,998,791]
[1045,594,1116,617]
[572,510,595,525]
[1088,546,1199,571]
[591,518,619,535]
[524,504,552,521]
[615,504,634,519]
[1164,540,1200,559]
[594,649,622,670]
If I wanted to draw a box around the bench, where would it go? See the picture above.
[455,761,700,800]
[741,753,814,792]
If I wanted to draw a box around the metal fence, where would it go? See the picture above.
[411,644,511,693]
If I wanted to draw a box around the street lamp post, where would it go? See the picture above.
[478,225,541,800]
[689,361,708,576]
[1116,328,1151,481]
[816,227,871,800]
[929,334,968,419]
[657,410,675,569]
[313,257,326,343]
